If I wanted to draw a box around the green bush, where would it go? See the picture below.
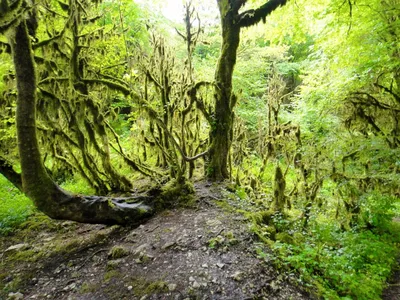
[0,175,35,235]
[271,223,399,299]
[360,192,397,230]
[60,174,96,195]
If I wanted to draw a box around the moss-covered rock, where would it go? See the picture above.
[252,210,275,226]
[129,277,168,297]
[108,245,130,259]
[160,179,195,208]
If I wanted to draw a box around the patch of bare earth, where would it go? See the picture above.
[1,184,309,300]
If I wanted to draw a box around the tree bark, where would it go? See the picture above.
[8,19,153,225]
[208,1,240,180]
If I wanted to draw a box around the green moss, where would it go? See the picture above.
[208,231,239,249]
[275,232,294,244]
[3,276,23,294]
[51,229,110,256]
[208,235,225,249]
[108,199,116,208]
[129,277,168,297]
[103,270,122,283]
[224,231,239,245]
[18,214,59,232]
[144,280,168,294]
[249,223,274,246]
[215,199,233,211]
[160,179,195,208]
[106,259,122,270]
[108,245,130,259]
[80,281,100,294]
[91,231,109,244]
[53,238,81,254]
[10,249,45,262]
[293,232,305,244]
[252,210,274,226]
[60,175,96,195]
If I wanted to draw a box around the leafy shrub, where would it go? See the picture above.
[0,175,34,235]
[270,222,399,299]
[360,192,396,230]
[60,175,96,195]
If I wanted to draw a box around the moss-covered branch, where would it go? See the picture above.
[82,79,131,95]
[0,156,22,191]
[237,0,288,28]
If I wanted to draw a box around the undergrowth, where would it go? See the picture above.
[266,222,400,299]
[0,175,34,235]
[230,180,400,300]
[60,174,96,195]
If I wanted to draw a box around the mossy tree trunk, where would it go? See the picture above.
[209,1,240,180]
[8,19,153,225]
[208,0,288,180]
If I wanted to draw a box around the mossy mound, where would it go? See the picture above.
[108,245,130,259]
[160,179,195,208]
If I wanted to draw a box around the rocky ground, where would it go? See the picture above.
[0,183,399,300]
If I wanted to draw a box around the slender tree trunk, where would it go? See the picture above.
[9,20,153,225]
[208,0,288,180]
[208,1,241,180]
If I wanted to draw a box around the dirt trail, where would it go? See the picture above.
[1,184,309,300]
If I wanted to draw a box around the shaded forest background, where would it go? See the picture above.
[0,0,400,299]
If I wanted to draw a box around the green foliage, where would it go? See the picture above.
[0,52,12,93]
[0,175,34,235]
[269,224,399,299]
[60,175,96,195]
[360,192,397,230]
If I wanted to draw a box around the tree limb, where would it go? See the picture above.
[375,83,400,104]
[141,100,209,162]
[237,0,288,28]
[82,79,130,95]
[232,0,248,12]
[0,156,22,191]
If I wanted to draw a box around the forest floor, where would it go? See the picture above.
[0,182,399,300]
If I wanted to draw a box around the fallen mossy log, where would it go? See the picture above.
[37,186,156,225]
